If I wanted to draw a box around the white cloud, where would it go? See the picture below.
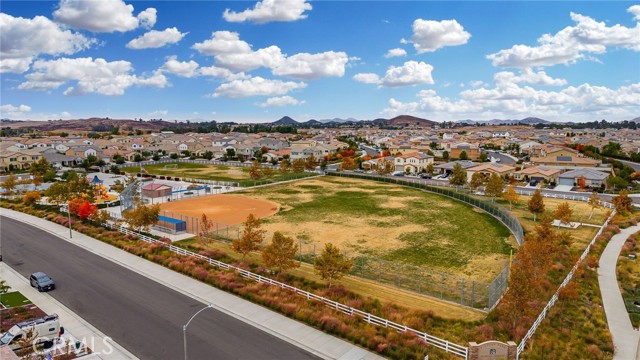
[60,111,71,118]
[213,76,306,98]
[487,11,640,68]
[470,80,485,88]
[192,31,284,72]
[402,19,471,53]
[382,77,640,121]
[127,28,187,49]
[258,96,305,107]
[494,68,567,86]
[223,0,312,24]
[1,104,32,118]
[353,73,381,84]
[0,13,94,73]
[628,5,640,20]
[53,0,156,33]
[354,61,434,87]
[198,66,249,81]
[18,57,167,96]
[384,48,407,58]
[272,51,349,79]
[193,31,349,79]
[137,8,157,29]
[149,110,168,117]
[161,56,199,78]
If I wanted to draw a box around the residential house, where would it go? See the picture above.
[394,152,434,173]
[513,165,562,183]
[434,160,478,175]
[557,168,610,187]
[0,150,43,171]
[466,163,516,181]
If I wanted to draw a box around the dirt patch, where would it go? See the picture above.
[159,194,279,225]
[461,255,510,282]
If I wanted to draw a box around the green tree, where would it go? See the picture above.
[314,243,353,288]
[612,189,633,214]
[226,148,236,158]
[442,150,449,160]
[122,203,160,232]
[528,189,546,222]
[262,231,300,273]
[479,152,488,162]
[484,173,505,200]
[30,157,52,179]
[449,163,467,186]
[606,175,628,191]
[232,214,266,258]
[112,154,126,164]
[459,150,468,160]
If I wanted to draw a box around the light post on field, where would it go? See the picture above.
[183,304,213,360]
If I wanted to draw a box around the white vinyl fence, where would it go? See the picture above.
[93,219,469,359]
[515,211,616,358]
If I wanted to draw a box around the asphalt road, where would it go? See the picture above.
[485,151,517,165]
[1,216,320,360]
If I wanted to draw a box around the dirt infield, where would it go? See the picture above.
[159,194,279,225]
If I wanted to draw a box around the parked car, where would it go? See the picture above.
[392,171,404,177]
[353,169,364,173]
[30,272,55,292]
[420,174,432,179]
[442,173,450,178]
[529,180,539,187]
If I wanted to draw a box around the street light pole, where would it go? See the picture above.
[183,304,213,360]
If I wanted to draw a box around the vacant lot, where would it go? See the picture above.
[235,176,514,281]
[120,162,316,186]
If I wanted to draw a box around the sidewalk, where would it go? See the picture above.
[598,225,640,360]
[1,209,384,360]
[0,263,137,359]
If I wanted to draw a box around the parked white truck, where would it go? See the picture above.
[0,314,63,351]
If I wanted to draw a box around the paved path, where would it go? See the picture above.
[0,209,383,360]
[598,225,640,360]
[0,262,136,359]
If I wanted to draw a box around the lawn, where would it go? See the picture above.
[120,162,316,186]
[0,291,32,308]
[491,194,609,250]
[233,176,514,282]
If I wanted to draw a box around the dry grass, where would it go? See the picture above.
[235,176,513,280]
[184,238,486,321]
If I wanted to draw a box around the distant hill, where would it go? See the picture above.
[629,117,640,123]
[318,117,359,124]
[271,116,299,126]
[385,115,437,127]
[0,117,187,132]
[458,117,550,125]
[303,119,322,126]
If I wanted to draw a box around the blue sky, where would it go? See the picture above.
[1,0,639,123]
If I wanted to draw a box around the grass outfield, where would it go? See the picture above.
[0,291,32,308]
[234,176,514,281]
[120,162,316,186]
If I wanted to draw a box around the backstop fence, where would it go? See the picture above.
[119,180,139,213]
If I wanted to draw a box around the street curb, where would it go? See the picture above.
[1,209,382,360]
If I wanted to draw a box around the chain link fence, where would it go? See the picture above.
[119,180,139,213]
